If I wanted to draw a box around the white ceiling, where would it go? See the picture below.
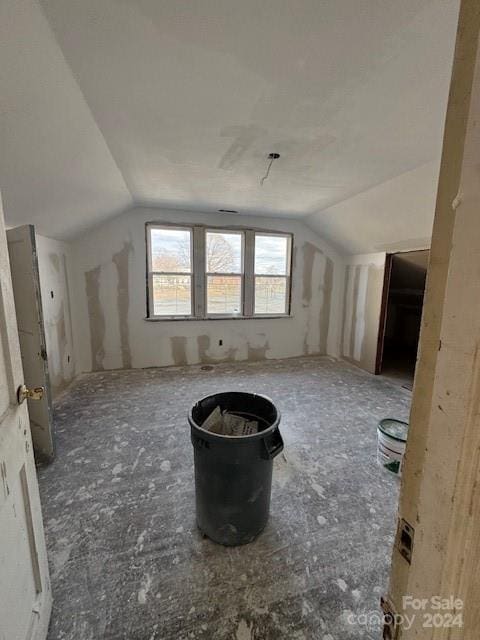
[1,0,459,244]
[0,0,132,239]
[306,160,440,255]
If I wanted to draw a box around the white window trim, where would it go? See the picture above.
[145,222,293,321]
[146,224,194,320]
[205,229,245,318]
[253,231,292,317]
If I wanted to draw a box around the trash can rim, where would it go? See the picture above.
[188,391,280,440]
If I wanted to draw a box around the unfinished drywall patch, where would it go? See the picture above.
[302,242,322,304]
[218,124,265,170]
[49,252,60,273]
[170,336,188,366]
[85,266,106,371]
[301,242,333,356]
[247,335,269,361]
[56,300,68,380]
[318,258,334,354]
[197,334,238,364]
[341,254,386,374]
[197,335,212,364]
[340,266,351,357]
[112,241,133,369]
[350,267,361,358]
[62,254,74,366]
[48,253,69,388]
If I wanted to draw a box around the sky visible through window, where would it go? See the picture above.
[152,229,289,275]
[151,228,191,272]
[255,235,289,274]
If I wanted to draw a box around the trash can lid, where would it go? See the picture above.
[378,418,409,442]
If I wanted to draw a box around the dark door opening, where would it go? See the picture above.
[376,250,429,386]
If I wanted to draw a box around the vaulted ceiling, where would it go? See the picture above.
[0,0,459,245]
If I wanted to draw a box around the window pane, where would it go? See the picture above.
[255,235,289,275]
[153,274,191,316]
[206,231,242,273]
[151,228,191,272]
[207,275,242,314]
[255,277,287,314]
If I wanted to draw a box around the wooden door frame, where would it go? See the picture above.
[386,1,480,637]
[7,225,54,463]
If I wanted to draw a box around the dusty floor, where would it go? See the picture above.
[39,356,411,640]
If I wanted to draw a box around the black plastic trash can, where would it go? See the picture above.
[189,392,283,546]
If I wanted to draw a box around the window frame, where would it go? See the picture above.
[145,222,293,321]
[253,231,293,317]
[146,224,194,320]
[205,229,245,318]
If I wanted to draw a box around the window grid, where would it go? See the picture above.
[146,223,292,320]
[205,230,244,317]
[253,232,292,316]
[147,225,194,318]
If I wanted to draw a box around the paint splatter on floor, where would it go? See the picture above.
[39,356,410,639]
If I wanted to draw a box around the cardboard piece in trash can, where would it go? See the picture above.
[201,406,224,434]
[223,412,258,436]
[202,406,258,436]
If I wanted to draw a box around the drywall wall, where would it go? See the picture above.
[36,234,76,397]
[70,207,344,373]
[306,160,440,254]
[341,253,386,374]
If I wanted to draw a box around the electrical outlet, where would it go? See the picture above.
[397,518,415,564]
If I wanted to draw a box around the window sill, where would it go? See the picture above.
[144,314,294,322]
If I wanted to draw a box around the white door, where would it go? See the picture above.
[6,225,54,463]
[0,199,52,639]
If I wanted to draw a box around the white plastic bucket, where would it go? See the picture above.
[377,419,408,476]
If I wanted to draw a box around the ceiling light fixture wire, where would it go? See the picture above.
[260,152,280,186]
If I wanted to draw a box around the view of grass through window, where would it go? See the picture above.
[151,227,192,316]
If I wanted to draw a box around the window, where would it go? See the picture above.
[147,226,193,317]
[254,233,291,315]
[146,223,292,319]
[206,231,243,315]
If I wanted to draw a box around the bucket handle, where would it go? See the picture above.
[261,426,284,460]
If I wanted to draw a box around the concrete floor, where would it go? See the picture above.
[39,356,411,640]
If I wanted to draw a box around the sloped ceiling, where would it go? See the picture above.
[1,0,459,246]
[0,0,132,239]
[306,160,440,255]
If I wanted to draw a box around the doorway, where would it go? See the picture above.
[6,225,55,463]
[376,250,429,387]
